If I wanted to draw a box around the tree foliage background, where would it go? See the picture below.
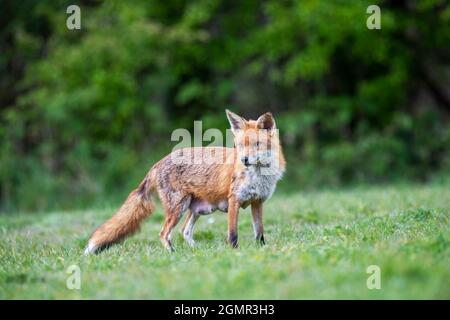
[1,0,449,212]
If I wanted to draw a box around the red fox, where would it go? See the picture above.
[85,110,286,254]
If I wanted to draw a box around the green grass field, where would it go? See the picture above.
[0,183,449,299]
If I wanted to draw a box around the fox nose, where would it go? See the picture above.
[241,156,250,166]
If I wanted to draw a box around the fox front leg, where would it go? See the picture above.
[251,201,265,245]
[227,196,240,248]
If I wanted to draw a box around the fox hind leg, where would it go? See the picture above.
[159,195,190,252]
[181,210,200,247]
[180,210,191,236]
[160,211,182,252]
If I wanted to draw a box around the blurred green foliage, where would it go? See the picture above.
[1,0,449,211]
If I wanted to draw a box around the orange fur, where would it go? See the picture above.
[85,175,156,253]
[85,110,286,254]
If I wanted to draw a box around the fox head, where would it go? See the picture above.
[226,109,284,170]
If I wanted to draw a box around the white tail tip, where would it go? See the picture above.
[84,241,97,255]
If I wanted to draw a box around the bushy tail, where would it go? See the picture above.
[84,172,156,254]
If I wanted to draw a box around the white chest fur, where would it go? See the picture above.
[234,166,283,206]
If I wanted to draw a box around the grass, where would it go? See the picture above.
[0,183,449,299]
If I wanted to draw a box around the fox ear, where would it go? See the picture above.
[226,109,246,134]
[256,112,276,130]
